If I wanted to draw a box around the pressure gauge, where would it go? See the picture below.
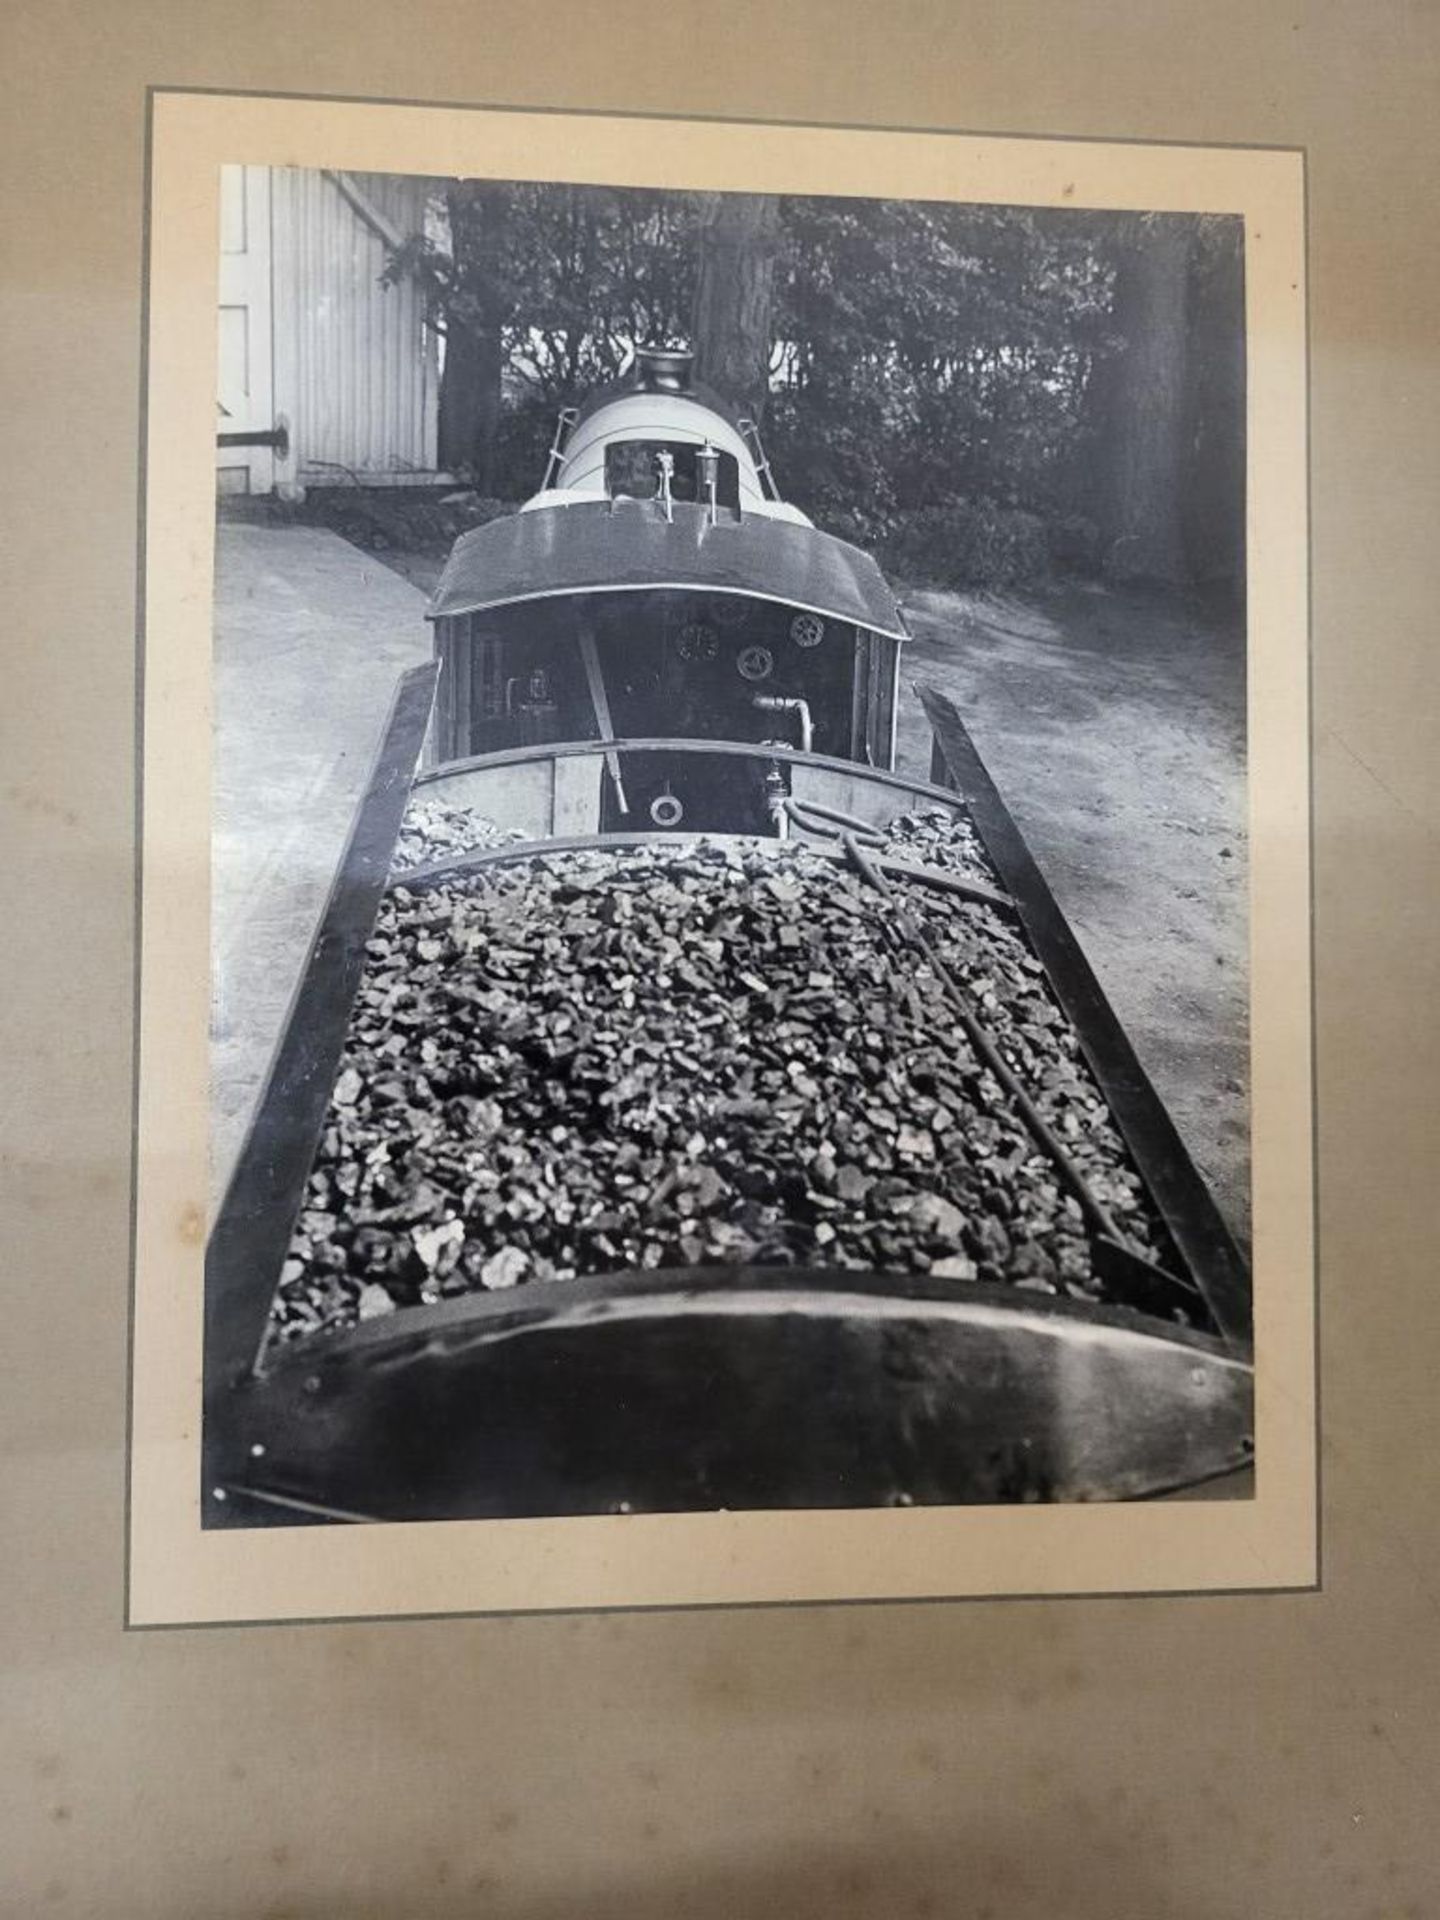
[675,621,719,662]
[736,645,775,682]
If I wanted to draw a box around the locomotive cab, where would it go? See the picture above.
[426,348,906,835]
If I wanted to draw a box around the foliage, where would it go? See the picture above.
[391,183,697,405]
[766,198,1113,524]
[294,486,511,555]
[879,502,1054,590]
[385,183,1244,589]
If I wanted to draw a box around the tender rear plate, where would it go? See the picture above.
[211,1268,1253,1524]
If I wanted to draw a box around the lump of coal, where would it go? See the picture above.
[392,797,526,874]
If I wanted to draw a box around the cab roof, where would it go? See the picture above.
[427,499,908,642]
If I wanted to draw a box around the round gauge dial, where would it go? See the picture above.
[675,620,719,662]
[736,644,775,682]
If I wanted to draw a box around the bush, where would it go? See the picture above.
[298,487,517,556]
[812,502,902,553]
[1046,512,1103,577]
[493,390,559,498]
[880,500,1051,590]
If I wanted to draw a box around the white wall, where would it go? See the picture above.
[218,166,442,495]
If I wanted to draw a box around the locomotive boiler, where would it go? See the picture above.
[203,350,1254,1525]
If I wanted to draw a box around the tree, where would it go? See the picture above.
[437,181,512,489]
[1084,213,1193,585]
[398,182,698,491]
[760,197,1113,536]
[690,193,782,420]
[1181,217,1246,591]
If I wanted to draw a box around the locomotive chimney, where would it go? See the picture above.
[634,345,695,394]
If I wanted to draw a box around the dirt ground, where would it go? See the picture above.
[210,523,433,1203]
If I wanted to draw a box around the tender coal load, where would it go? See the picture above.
[270,809,1174,1341]
[871,807,993,884]
[392,797,526,871]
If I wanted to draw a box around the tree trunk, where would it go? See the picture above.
[1181,219,1246,597]
[438,181,510,491]
[437,318,482,477]
[690,192,781,421]
[1089,217,1193,585]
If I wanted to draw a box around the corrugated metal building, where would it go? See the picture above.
[217,165,444,496]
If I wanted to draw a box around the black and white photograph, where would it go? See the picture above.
[200,160,1259,1528]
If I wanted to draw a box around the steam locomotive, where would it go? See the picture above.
[203,349,1254,1525]
[424,345,906,837]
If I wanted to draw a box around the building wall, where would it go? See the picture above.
[260,168,442,492]
[216,166,276,496]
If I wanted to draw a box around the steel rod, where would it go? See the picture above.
[576,622,629,815]
[841,831,1127,1249]
[217,425,290,455]
[413,734,973,813]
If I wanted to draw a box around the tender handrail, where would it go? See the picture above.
[416,732,975,814]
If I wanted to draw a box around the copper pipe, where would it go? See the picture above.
[751,694,813,754]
